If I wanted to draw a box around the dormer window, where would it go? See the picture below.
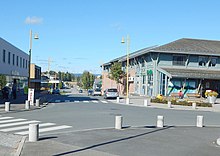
[198,56,207,66]
[173,55,186,66]
[209,57,217,67]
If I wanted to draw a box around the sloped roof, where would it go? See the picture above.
[152,38,220,56]
[162,67,220,79]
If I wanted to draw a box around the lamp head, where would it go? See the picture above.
[121,37,125,43]
[34,34,39,39]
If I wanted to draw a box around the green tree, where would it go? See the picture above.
[0,74,6,89]
[81,71,95,90]
[109,62,124,84]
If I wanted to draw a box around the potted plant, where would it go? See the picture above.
[205,90,218,104]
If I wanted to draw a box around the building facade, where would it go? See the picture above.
[0,37,29,88]
[102,38,220,97]
[30,63,41,90]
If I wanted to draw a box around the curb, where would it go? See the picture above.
[15,136,26,156]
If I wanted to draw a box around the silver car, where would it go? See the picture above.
[104,88,118,99]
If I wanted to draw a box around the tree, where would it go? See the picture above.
[109,62,124,84]
[0,74,6,89]
[81,71,95,90]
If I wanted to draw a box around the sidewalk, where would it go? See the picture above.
[0,90,52,114]
[115,95,220,112]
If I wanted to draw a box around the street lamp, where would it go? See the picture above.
[121,35,130,104]
[28,29,39,89]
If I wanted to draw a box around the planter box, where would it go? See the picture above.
[207,96,217,104]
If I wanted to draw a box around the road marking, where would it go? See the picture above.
[65,100,70,102]
[0,120,40,128]
[83,101,89,103]
[92,100,98,103]
[74,101,80,103]
[101,101,108,103]
[0,119,27,124]
[15,125,72,135]
[55,100,61,103]
[0,117,14,120]
[0,123,56,132]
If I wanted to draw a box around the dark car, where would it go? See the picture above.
[88,89,93,96]
[52,88,60,94]
[104,88,118,99]
[79,89,83,93]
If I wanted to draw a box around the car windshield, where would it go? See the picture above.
[108,89,117,92]
[95,89,101,92]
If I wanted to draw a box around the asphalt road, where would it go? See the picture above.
[3,88,220,156]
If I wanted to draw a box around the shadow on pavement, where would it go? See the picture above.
[53,126,173,156]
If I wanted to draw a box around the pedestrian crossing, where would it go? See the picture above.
[54,99,112,103]
[0,116,72,136]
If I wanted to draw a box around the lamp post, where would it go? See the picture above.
[121,35,130,104]
[28,29,39,89]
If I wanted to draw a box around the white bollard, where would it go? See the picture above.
[196,115,204,127]
[216,138,220,146]
[168,101,172,108]
[117,97,120,103]
[25,100,30,110]
[126,98,130,104]
[29,123,39,142]
[115,116,123,129]
[144,99,150,107]
[5,102,10,112]
[36,99,40,107]
[192,102,197,109]
[157,115,164,128]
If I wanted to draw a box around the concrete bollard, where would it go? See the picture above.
[144,99,150,107]
[196,115,204,127]
[29,123,39,142]
[192,102,197,109]
[168,101,172,108]
[157,115,164,128]
[36,99,40,107]
[25,100,30,110]
[117,97,120,103]
[126,98,130,104]
[115,116,123,129]
[216,138,220,146]
[5,102,10,112]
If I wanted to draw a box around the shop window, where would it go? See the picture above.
[172,55,186,66]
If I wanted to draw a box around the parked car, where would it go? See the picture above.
[92,88,102,96]
[88,89,93,96]
[104,88,118,99]
[52,88,60,94]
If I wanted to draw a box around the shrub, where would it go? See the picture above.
[205,90,218,97]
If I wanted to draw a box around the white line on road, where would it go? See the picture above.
[0,120,40,128]
[0,117,14,120]
[0,123,56,132]
[101,101,108,103]
[0,119,27,124]
[92,100,99,103]
[15,125,72,135]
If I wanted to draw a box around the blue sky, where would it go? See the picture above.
[1,0,220,74]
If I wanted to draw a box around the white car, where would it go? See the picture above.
[92,89,102,96]
[104,88,118,99]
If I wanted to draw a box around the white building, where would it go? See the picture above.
[0,37,29,88]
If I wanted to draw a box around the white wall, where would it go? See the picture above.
[0,37,28,77]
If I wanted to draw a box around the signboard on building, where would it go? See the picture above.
[28,88,35,105]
